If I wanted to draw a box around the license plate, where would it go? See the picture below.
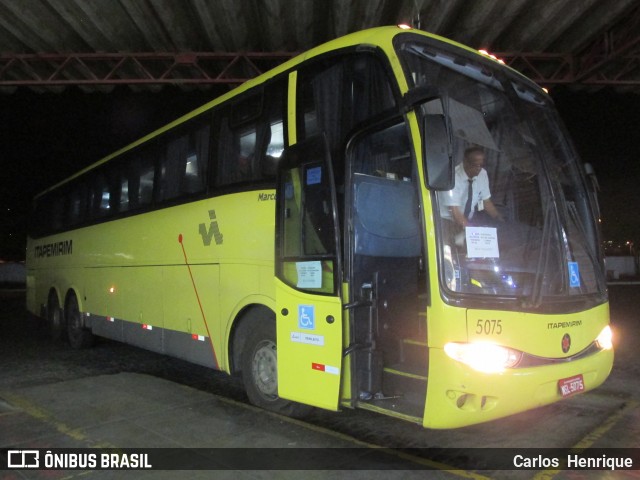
[558,374,585,398]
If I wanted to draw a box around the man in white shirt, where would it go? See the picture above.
[440,146,503,228]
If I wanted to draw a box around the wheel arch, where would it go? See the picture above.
[64,286,84,317]
[228,302,276,377]
[64,285,95,349]
[45,287,62,327]
[47,286,62,308]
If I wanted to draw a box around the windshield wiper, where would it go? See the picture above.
[523,199,554,309]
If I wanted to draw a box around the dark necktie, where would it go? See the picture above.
[463,179,473,218]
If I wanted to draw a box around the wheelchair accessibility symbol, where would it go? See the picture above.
[298,305,315,330]
[568,262,581,288]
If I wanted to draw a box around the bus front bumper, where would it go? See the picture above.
[422,346,614,429]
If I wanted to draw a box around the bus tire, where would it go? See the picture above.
[48,290,65,341]
[241,317,312,418]
[65,293,94,349]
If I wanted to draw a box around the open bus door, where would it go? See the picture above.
[274,135,344,411]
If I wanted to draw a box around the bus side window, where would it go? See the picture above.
[158,124,209,201]
[237,125,258,182]
[159,134,189,201]
[297,62,343,148]
[119,168,130,212]
[89,171,113,219]
[296,53,396,156]
[51,193,64,232]
[182,124,210,194]
[215,115,252,186]
[126,149,155,209]
[216,94,261,187]
[282,168,302,257]
[139,151,156,207]
[282,167,330,257]
[214,80,286,187]
[67,182,87,226]
[262,82,286,178]
[347,55,396,126]
[263,120,284,178]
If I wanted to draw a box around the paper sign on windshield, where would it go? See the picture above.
[296,261,322,289]
[466,227,499,258]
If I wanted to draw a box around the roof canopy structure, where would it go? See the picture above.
[0,0,639,93]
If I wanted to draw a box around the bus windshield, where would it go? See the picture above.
[397,37,606,308]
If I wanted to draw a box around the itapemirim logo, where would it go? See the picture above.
[198,210,223,246]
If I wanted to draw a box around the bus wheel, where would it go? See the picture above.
[48,291,65,341]
[241,319,311,418]
[66,294,94,349]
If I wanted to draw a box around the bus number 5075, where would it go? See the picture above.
[476,319,503,335]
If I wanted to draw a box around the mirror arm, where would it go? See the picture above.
[402,85,441,113]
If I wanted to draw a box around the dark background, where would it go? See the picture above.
[553,87,640,253]
[0,85,226,261]
[1,85,639,261]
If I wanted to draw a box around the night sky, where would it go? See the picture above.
[1,85,639,261]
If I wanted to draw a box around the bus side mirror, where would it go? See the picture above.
[403,87,454,190]
[423,113,454,190]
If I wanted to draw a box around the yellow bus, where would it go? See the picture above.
[27,26,613,429]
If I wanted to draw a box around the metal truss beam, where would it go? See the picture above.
[497,52,640,86]
[499,4,640,87]
[0,51,296,87]
[0,43,639,89]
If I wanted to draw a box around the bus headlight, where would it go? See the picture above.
[595,325,613,350]
[444,342,523,373]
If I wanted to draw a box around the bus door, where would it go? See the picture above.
[275,135,344,411]
[345,119,428,421]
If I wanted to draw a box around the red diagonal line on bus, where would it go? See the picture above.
[178,233,219,367]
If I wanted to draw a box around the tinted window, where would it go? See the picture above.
[297,53,396,155]
[89,171,113,218]
[215,80,286,187]
[157,122,210,201]
[67,182,87,226]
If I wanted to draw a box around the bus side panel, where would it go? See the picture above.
[163,264,220,369]
[86,266,164,351]
[275,278,344,411]
[213,191,277,372]
[26,232,79,317]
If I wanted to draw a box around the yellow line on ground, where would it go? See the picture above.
[209,391,491,479]
[60,471,94,480]
[571,400,639,450]
[531,400,639,480]
[4,382,489,477]
[0,391,114,449]
[0,410,20,418]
